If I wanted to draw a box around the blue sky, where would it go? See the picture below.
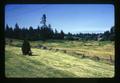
[5,4,114,33]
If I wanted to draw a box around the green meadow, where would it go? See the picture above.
[5,39,114,78]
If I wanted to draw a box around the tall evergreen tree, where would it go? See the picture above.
[60,30,64,39]
[28,26,34,40]
[36,26,41,40]
[103,31,110,40]
[48,24,54,39]
[54,29,59,39]
[5,24,14,38]
[5,24,10,37]
[40,14,47,27]
[13,23,21,39]
[109,26,115,41]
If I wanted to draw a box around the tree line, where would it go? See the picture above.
[66,26,115,41]
[5,23,65,41]
[5,14,115,41]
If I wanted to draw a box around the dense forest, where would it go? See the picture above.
[5,14,115,41]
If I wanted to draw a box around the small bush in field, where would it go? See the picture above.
[63,50,67,53]
[55,49,59,52]
[21,40,32,56]
[93,56,100,61]
[81,54,86,58]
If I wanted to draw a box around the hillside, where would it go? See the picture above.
[5,39,114,78]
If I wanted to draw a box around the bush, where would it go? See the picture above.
[21,39,32,55]
[93,56,100,61]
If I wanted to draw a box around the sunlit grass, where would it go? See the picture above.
[5,45,114,78]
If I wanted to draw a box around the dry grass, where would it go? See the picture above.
[5,44,114,78]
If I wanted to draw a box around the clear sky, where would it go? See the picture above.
[5,4,114,34]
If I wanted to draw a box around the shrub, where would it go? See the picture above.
[93,56,100,61]
[21,39,32,55]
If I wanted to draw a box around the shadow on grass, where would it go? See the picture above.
[29,54,38,56]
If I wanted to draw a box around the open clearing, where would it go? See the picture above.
[5,39,114,78]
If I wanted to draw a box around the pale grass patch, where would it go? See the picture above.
[5,40,114,78]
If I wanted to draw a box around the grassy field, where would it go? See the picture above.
[5,39,114,78]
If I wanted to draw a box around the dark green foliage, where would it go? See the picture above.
[81,54,86,58]
[109,26,115,41]
[40,14,46,26]
[102,26,115,41]
[5,14,114,41]
[5,24,114,41]
[102,31,110,40]
[13,23,22,39]
[5,24,14,38]
[63,50,66,53]
[21,40,32,55]
[59,30,64,39]
[93,56,100,61]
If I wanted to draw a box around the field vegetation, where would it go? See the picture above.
[5,38,114,78]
